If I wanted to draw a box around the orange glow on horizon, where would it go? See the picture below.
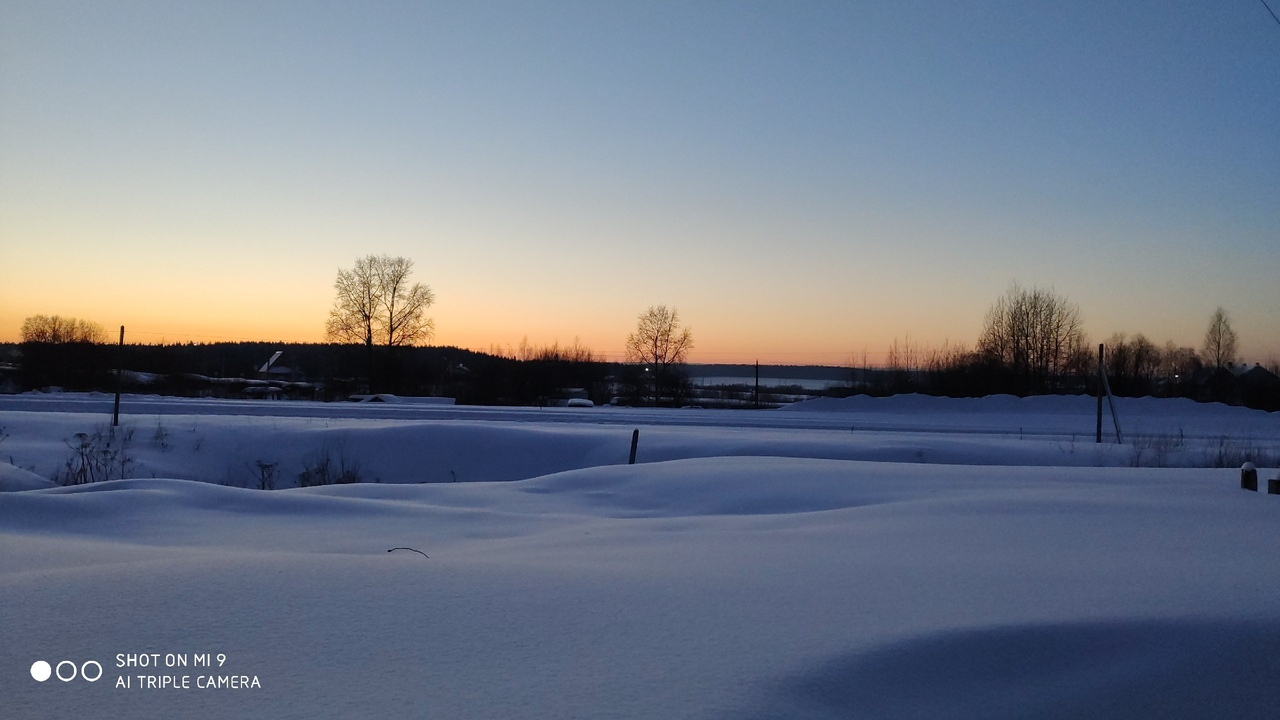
[0,306,903,366]
[3,291,1277,367]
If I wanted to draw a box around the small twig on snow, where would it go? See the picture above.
[388,547,429,558]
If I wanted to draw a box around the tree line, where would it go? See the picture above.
[8,254,694,406]
[12,258,1275,409]
[863,284,1275,409]
[5,339,613,405]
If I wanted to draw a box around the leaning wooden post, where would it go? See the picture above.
[1096,343,1104,444]
[1241,462,1258,491]
[1101,369,1123,444]
[112,325,124,427]
[628,429,639,465]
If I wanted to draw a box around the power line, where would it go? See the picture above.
[1262,0,1280,27]
[126,329,311,343]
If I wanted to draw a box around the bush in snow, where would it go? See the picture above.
[57,425,135,485]
[297,443,363,487]
[248,460,280,490]
[151,417,170,451]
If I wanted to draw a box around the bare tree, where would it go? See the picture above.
[977,283,1084,393]
[1130,334,1160,381]
[489,337,600,363]
[884,335,924,373]
[626,305,693,371]
[326,257,379,347]
[1103,332,1160,393]
[325,255,435,348]
[376,256,435,347]
[1160,341,1200,384]
[1104,332,1132,382]
[20,315,106,343]
[1202,307,1238,369]
[625,305,693,405]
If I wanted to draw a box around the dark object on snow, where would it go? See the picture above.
[1241,463,1258,492]
[388,547,429,558]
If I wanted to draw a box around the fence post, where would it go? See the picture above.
[1096,344,1103,444]
[628,429,639,465]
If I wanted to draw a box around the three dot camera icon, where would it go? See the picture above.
[31,660,103,683]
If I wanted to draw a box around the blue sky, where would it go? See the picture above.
[2,1,1277,363]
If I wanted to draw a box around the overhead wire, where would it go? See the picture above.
[1262,0,1280,27]
[123,329,310,343]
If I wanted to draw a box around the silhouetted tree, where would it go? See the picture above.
[326,257,379,348]
[977,283,1085,394]
[377,256,435,348]
[1103,332,1160,395]
[20,315,106,343]
[1201,307,1238,369]
[1130,334,1159,382]
[1160,342,1199,379]
[625,305,693,405]
[326,255,435,348]
[326,255,435,392]
[482,337,608,405]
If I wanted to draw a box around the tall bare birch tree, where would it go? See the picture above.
[326,255,435,348]
[1201,307,1238,369]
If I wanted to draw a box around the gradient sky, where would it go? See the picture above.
[2,1,1278,364]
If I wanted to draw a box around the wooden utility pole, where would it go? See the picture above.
[1096,343,1103,444]
[113,325,124,427]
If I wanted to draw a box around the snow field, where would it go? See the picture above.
[3,394,1279,718]
[3,392,1278,492]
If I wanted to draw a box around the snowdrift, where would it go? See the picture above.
[4,392,1278,492]
[4,395,1279,718]
[5,457,1280,719]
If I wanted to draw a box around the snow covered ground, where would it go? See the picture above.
[3,393,1279,719]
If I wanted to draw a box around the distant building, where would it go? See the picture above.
[1193,363,1280,410]
[256,351,304,382]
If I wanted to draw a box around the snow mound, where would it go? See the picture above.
[5,396,1280,719]
[0,461,55,491]
[520,456,947,517]
[5,455,1280,719]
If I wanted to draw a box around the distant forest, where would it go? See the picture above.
[2,339,1277,411]
[3,341,612,406]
